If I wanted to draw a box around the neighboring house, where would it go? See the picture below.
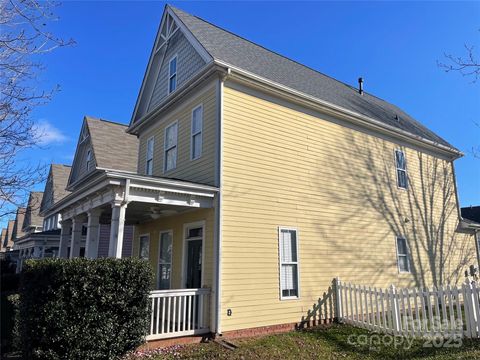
[46,5,478,341]
[14,166,74,270]
[3,220,15,252]
[44,116,136,259]
[460,206,480,266]
[41,164,72,231]
[12,208,26,241]
[0,228,7,258]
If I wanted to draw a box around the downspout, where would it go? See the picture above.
[214,68,230,336]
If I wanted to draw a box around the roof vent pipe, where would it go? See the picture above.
[358,77,364,95]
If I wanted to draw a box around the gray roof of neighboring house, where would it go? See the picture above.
[462,206,480,224]
[0,228,6,251]
[51,164,72,203]
[13,208,26,240]
[86,116,138,173]
[170,6,455,150]
[3,220,15,249]
[23,192,44,230]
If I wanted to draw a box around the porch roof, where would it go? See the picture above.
[46,169,218,221]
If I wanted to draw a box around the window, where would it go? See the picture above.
[139,234,150,260]
[191,105,203,160]
[164,122,178,172]
[168,56,177,94]
[395,149,408,189]
[158,231,172,289]
[396,237,410,273]
[86,149,92,171]
[279,228,300,299]
[146,137,154,175]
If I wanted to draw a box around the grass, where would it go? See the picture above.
[127,324,480,360]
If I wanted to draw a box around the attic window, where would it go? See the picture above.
[168,56,177,94]
[86,149,93,171]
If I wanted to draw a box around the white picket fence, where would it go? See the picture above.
[335,279,480,338]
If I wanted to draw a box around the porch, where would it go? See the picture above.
[47,170,219,340]
[147,288,211,340]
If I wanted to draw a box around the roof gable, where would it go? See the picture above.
[12,208,26,240]
[130,5,212,124]
[168,5,455,151]
[22,192,44,231]
[3,220,15,249]
[41,164,72,213]
[68,117,138,189]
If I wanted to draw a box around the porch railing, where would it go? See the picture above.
[147,288,211,340]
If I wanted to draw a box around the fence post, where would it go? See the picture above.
[334,277,343,323]
[390,284,401,335]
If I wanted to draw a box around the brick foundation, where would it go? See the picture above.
[142,318,336,349]
[141,334,212,349]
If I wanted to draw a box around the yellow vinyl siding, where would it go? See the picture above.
[132,208,215,290]
[220,81,477,332]
[137,80,217,185]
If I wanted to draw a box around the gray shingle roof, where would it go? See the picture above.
[3,220,14,249]
[23,192,44,230]
[86,116,138,173]
[13,208,26,240]
[51,164,72,204]
[170,6,455,150]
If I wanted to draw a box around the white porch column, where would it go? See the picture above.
[85,209,102,259]
[70,215,85,258]
[58,220,72,258]
[108,201,127,258]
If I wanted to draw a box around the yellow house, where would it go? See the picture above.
[46,5,478,342]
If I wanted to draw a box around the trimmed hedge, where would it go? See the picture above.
[18,258,153,360]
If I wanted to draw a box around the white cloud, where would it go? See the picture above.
[33,120,68,145]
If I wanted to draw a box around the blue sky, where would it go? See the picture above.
[8,1,480,227]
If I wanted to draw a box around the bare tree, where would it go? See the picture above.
[438,41,480,82]
[0,0,73,218]
[438,32,480,159]
[331,135,475,288]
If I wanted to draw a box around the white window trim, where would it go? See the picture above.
[394,149,408,190]
[139,233,150,260]
[181,220,206,289]
[395,236,411,274]
[190,104,203,160]
[278,226,301,301]
[145,136,155,175]
[163,120,178,173]
[157,229,173,290]
[167,54,178,95]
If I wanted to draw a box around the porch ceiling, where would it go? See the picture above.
[98,202,194,226]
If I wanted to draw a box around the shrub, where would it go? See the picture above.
[18,258,153,360]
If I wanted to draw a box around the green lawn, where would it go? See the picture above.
[126,324,480,360]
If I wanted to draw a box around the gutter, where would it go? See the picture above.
[213,60,463,161]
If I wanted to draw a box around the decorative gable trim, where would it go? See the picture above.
[130,5,212,126]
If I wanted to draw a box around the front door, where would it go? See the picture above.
[186,239,202,288]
